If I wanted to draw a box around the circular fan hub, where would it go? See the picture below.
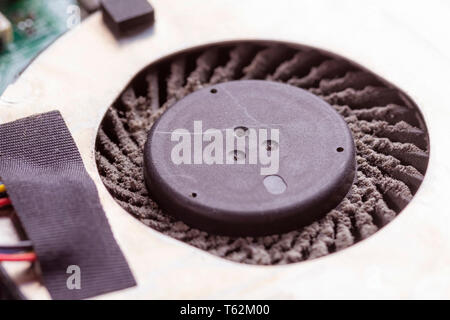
[144,80,355,236]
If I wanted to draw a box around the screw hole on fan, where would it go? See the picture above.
[210,88,217,94]
[337,147,344,152]
[191,192,197,198]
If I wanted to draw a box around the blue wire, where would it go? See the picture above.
[0,241,33,253]
[0,248,25,254]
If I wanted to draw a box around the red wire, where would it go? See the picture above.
[0,197,11,208]
[0,252,37,262]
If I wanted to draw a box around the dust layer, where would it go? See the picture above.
[96,43,429,265]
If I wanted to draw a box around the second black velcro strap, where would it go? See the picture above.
[0,111,136,299]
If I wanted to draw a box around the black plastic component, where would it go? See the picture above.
[144,80,356,236]
[101,0,154,36]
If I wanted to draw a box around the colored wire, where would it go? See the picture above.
[0,197,11,208]
[0,252,37,262]
[0,184,34,261]
[0,240,33,251]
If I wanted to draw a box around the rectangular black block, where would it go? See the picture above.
[101,0,154,36]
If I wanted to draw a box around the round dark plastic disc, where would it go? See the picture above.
[144,80,355,236]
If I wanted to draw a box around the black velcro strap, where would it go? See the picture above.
[0,111,136,299]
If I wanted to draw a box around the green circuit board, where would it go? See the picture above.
[0,0,77,95]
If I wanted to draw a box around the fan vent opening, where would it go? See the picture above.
[95,40,430,265]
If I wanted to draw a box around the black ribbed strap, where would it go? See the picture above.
[0,111,136,299]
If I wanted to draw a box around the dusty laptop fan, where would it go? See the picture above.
[95,41,429,266]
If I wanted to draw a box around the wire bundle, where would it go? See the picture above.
[0,181,10,208]
[0,251,36,262]
[0,182,37,262]
[0,182,10,209]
